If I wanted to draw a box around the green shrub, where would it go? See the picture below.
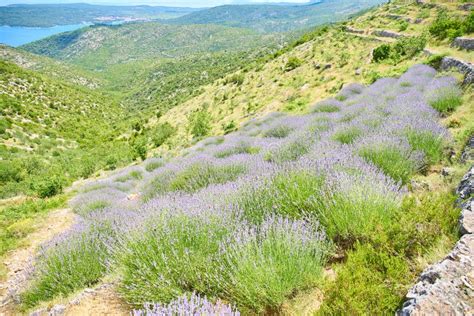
[215,143,259,158]
[189,108,212,139]
[319,243,410,315]
[372,44,391,62]
[33,176,64,198]
[284,57,303,72]
[223,120,237,134]
[429,10,464,40]
[237,172,326,223]
[264,139,312,163]
[311,103,340,113]
[219,218,330,313]
[225,73,245,86]
[151,122,175,148]
[145,160,164,172]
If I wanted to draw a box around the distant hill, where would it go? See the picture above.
[168,0,387,33]
[0,3,199,27]
[20,22,277,70]
[20,22,285,111]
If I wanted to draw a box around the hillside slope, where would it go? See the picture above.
[0,60,134,198]
[21,23,277,70]
[169,0,387,33]
[151,0,473,153]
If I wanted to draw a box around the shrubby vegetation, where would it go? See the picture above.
[373,36,427,63]
[19,65,463,314]
[429,9,474,41]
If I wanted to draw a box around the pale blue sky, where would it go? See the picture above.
[0,0,312,7]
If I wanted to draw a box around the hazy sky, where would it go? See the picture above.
[0,0,312,7]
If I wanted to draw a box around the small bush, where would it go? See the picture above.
[311,103,340,113]
[145,160,164,172]
[372,44,391,62]
[151,123,175,148]
[319,243,410,315]
[189,108,212,139]
[225,73,245,86]
[264,139,311,163]
[219,217,330,313]
[33,176,63,198]
[429,10,469,40]
[284,57,303,72]
[118,215,228,305]
[170,163,246,193]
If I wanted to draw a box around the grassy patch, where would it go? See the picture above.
[359,146,418,184]
[406,130,444,165]
[429,87,463,114]
[214,143,260,158]
[170,163,246,193]
[0,196,67,257]
[319,191,459,314]
[263,125,294,138]
[264,139,312,163]
[332,127,362,144]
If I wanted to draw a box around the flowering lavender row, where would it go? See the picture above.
[132,293,240,316]
[22,65,460,312]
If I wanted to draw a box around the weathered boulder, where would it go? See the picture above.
[440,57,474,85]
[453,37,474,51]
[398,234,474,315]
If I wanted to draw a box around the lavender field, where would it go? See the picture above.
[21,65,462,314]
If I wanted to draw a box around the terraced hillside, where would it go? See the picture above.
[149,0,473,154]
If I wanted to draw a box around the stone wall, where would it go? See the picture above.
[398,138,474,315]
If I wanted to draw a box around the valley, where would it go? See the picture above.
[0,0,473,315]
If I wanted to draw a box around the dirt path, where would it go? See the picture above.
[0,208,76,314]
[0,207,131,316]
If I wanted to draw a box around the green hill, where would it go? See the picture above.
[0,60,136,199]
[168,0,387,33]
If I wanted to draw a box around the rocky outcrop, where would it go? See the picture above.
[440,57,474,85]
[372,30,404,38]
[453,37,474,51]
[398,139,474,315]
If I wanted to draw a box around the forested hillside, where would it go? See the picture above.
[169,0,386,33]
